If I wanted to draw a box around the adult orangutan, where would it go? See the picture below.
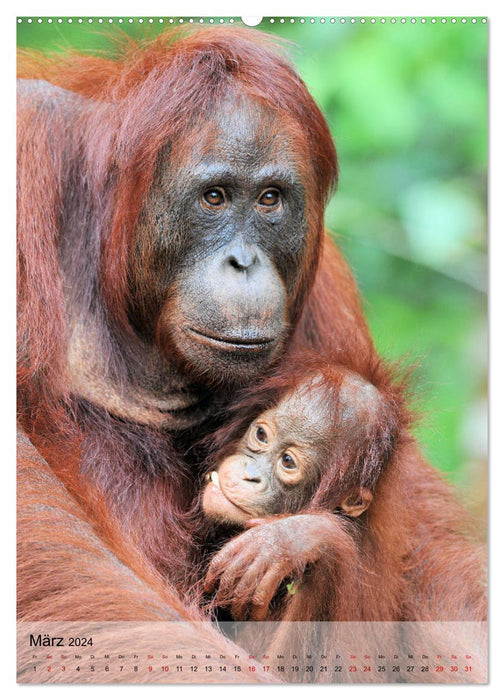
[17,27,486,680]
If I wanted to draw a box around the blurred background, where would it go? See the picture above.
[17,17,488,522]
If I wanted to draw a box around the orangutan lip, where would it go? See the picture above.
[186,327,275,351]
[205,471,252,515]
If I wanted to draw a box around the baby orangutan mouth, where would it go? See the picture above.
[203,469,253,525]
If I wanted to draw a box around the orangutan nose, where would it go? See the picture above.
[243,460,262,483]
[224,240,259,273]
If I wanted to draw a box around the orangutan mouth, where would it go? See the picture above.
[187,327,275,352]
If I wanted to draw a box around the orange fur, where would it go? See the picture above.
[17,29,485,683]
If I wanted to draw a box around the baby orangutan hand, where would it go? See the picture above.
[203,513,344,620]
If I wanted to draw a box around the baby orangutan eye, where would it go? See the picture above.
[280,452,296,470]
[255,426,268,444]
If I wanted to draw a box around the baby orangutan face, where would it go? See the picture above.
[201,375,374,526]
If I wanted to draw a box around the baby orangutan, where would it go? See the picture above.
[202,375,374,525]
[201,361,400,621]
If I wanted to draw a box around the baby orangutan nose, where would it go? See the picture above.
[242,460,262,483]
[219,454,269,495]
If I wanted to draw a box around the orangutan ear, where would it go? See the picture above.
[340,487,373,517]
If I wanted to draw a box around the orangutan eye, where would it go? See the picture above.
[281,452,296,470]
[255,426,268,444]
[202,187,226,207]
[257,188,281,209]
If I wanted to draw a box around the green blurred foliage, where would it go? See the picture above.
[17,17,487,494]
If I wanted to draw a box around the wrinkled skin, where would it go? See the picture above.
[204,513,342,620]
[131,99,310,390]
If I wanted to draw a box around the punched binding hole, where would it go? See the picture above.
[241,16,263,26]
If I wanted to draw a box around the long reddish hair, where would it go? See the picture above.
[18,28,337,368]
[17,28,338,593]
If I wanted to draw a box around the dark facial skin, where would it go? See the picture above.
[132,98,309,387]
[201,373,374,527]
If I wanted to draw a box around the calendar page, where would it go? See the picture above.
[16,14,488,684]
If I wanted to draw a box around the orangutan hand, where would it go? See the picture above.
[203,513,340,620]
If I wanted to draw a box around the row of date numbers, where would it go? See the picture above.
[36,664,473,674]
